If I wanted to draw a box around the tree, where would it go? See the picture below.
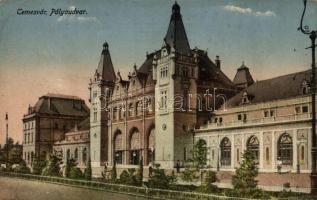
[148,164,176,189]
[232,149,263,198]
[193,139,207,169]
[41,154,62,177]
[84,158,92,180]
[196,171,218,193]
[32,156,46,175]
[136,157,143,186]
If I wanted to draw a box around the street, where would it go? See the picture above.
[0,177,148,200]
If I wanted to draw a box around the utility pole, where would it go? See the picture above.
[5,112,9,167]
[298,0,317,191]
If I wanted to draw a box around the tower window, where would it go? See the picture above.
[302,105,308,113]
[160,90,168,110]
[160,66,168,78]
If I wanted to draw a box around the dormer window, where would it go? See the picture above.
[301,80,309,95]
[242,91,250,104]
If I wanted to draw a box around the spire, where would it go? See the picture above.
[164,2,190,55]
[233,62,255,90]
[96,41,116,82]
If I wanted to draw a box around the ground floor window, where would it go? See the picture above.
[278,133,293,165]
[220,137,231,166]
[115,150,123,164]
[130,150,140,165]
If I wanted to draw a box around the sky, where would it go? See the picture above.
[0,0,317,145]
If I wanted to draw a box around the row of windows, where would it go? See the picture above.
[217,133,294,166]
[24,121,34,130]
[214,105,309,124]
[111,99,154,120]
[24,132,34,144]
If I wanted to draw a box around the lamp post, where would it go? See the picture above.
[298,0,317,188]
[5,113,8,167]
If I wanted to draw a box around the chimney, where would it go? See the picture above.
[215,55,221,69]
[48,97,51,110]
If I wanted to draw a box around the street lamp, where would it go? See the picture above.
[298,0,317,186]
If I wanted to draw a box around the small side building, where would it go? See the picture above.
[22,93,89,166]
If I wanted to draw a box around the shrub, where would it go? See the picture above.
[119,168,137,185]
[182,167,199,182]
[65,159,77,178]
[84,158,92,180]
[196,171,218,193]
[136,158,143,186]
[14,160,31,174]
[69,167,83,179]
[32,156,46,175]
[41,154,62,177]
[148,164,176,189]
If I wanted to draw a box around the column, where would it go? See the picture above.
[271,131,276,170]
[231,134,235,169]
[292,130,297,171]
[259,132,264,169]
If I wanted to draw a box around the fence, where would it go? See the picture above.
[0,171,253,200]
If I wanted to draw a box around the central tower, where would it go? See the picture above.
[153,2,198,168]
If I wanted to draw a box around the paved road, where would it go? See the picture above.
[0,177,149,200]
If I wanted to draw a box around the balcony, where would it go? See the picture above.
[203,113,311,129]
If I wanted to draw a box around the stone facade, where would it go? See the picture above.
[89,2,236,175]
[195,70,316,193]
[22,93,89,166]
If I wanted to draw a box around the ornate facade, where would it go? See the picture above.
[89,2,236,174]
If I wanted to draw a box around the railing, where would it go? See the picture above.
[0,171,251,200]
[206,113,311,129]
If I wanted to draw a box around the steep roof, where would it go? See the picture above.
[97,42,116,82]
[226,69,312,108]
[233,62,254,87]
[195,50,236,89]
[26,93,89,117]
[164,2,191,55]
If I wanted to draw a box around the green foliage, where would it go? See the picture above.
[136,157,143,186]
[32,156,46,175]
[119,168,138,185]
[111,160,117,182]
[69,167,83,179]
[41,154,62,177]
[14,160,31,174]
[193,139,207,169]
[148,164,176,189]
[232,149,266,198]
[196,171,218,193]
[84,158,92,180]
[65,158,77,178]
[181,167,199,182]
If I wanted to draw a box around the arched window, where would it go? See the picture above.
[114,131,123,164]
[247,136,260,163]
[278,133,293,165]
[220,137,231,166]
[147,128,155,164]
[74,148,78,161]
[129,128,140,165]
[82,148,87,165]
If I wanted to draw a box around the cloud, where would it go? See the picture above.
[57,6,98,23]
[223,5,276,17]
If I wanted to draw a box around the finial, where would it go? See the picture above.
[172,1,180,12]
[133,63,137,70]
[117,70,120,76]
[103,41,108,50]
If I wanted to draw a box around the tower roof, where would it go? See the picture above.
[164,2,191,55]
[233,62,254,88]
[96,41,116,82]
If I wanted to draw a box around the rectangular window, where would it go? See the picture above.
[295,106,301,114]
[93,91,97,101]
[302,105,308,113]
[264,111,269,117]
[270,110,275,117]
[160,66,168,78]
[93,111,97,122]
[237,114,242,121]
[160,90,168,110]
[219,117,223,123]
